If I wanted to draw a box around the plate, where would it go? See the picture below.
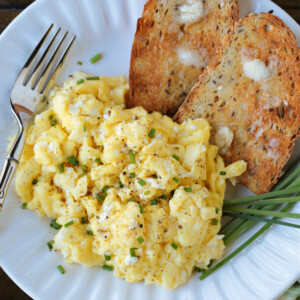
[0,0,299,299]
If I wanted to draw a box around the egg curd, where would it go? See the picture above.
[15,72,246,289]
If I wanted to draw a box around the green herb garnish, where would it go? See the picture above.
[67,156,79,166]
[137,236,144,244]
[104,254,111,261]
[57,265,65,274]
[172,154,180,161]
[50,219,62,230]
[130,248,138,257]
[129,150,136,164]
[150,199,158,205]
[47,240,54,251]
[64,220,74,228]
[21,202,27,209]
[173,177,179,183]
[171,242,178,250]
[184,187,192,192]
[90,53,102,64]
[102,265,113,271]
[32,179,38,185]
[58,163,64,174]
[129,173,135,178]
[76,79,84,85]
[148,128,155,138]
[138,178,146,186]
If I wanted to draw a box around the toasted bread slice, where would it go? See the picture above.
[128,0,239,116]
[174,13,300,194]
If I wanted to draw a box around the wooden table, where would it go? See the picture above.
[0,0,299,299]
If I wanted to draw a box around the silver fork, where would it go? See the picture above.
[0,25,76,210]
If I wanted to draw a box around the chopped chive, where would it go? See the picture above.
[172,154,180,161]
[83,124,87,132]
[150,199,158,205]
[148,128,155,138]
[47,240,54,251]
[104,254,111,261]
[51,119,57,126]
[64,220,74,228]
[80,164,88,171]
[21,202,27,209]
[50,219,62,230]
[87,229,93,235]
[76,79,84,85]
[138,178,146,186]
[137,236,144,244]
[81,217,86,224]
[144,191,150,195]
[129,150,135,164]
[58,163,64,174]
[173,177,179,183]
[161,195,167,200]
[103,265,113,271]
[102,185,109,192]
[95,158,101,164]
[57,265,65,274]
[171,242,178,250]
[118,181,124,188]
[128,198,135,202]
[77,61,82,65]
[130,248,138,257]
[67,156,79,166]
[129,173,135,178]
[86,76,100,80]
[41,95,47,103]
[49,114,53,120]
[90,53,102,64]
[96,193,107,202]
[220,171,226,176]
[211,218,218,225]
[194,267,202,273]
[139,205,144,214]
[215,208,219,214]
[184,187,192,192]
[32,179,38,185]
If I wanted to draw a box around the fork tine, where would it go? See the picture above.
[24,27,61,86]
[38,34,76,95]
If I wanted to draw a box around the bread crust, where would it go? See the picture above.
[174,13,300,194]
[128,0,239,116]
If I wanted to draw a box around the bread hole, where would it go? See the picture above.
[155,9,158,13]
[287,107,292,117]
[216,24,219,30]
[211,113,215,119]
[265,59,270,67]
[180,24,185,33]
[205,113,209,118]
[218,4,221,9]
[269,49,277,54]
[151,20,155,27]
[214,96,219,103]
[264,24,272,32]
[146,40,149,46]
[277,104,285,119]
[219,101,226,108]
[291,81,296,89]
[278,71,282,77]
[164,9,168,16]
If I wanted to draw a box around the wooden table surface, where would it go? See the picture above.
[0,0,299,299]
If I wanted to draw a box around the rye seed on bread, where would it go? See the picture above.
[174,13,300,194]
[128,0,239,116]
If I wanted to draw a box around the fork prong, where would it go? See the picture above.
[24,27,61,86]
[39,35,76,95]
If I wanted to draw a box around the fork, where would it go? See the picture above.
[0,24,76,211]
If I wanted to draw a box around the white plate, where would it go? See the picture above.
[0,1,299,299]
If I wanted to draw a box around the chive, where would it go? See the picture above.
[171,242,178,250]
[95,158,101,164]
[90,53,102,64]
[104,254,111,261]
[67,156,79,166]
[64,220,74,228]
[118,181,124,188]
[21,202,27,209]
[81,217,86,224]
[144,191,150,195]
[220,171,226,176]
[194,267,202,273]
[79,165,88,172]
[57,265,65,274]
[138,178,146,186]
[58,163,64,174]
[103,265,113,271]
[128,198,135,202]
[150,199,158,205]
[184,187,192,192]
[161,195,167,200]
[32,179,38,185]
[216,208,219,214]
[129,173,136,178]
[86,76,100,80]
[173,177,179,183]
[41,95,47,103]
[83,124,87,132]
[50,219,62,230]
[76,79,84,85]
[87,229,93,235]
[47,240,54,251]
[130,248,138,257]
[77,61,82,65]
[49,114,53,120]
[148,128,155,138]
[139,205,144,214]
[172,154,180,161]
[96,193,107,202]
[129,150,135,164]
[211,218,218,225]
[224,206,300,219]
[102,185,109,192]
[223,212,300,229]
[51,119,57,126]
[137,236,144,244]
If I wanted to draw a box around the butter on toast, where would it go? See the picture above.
[128,0,239,116]
[174,13,300,194]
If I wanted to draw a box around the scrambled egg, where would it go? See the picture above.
[15,72,246,289]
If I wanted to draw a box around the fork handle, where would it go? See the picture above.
[0,158,19,210]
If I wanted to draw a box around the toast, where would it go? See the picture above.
[174,13,300,194]
[128,0,239,116]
